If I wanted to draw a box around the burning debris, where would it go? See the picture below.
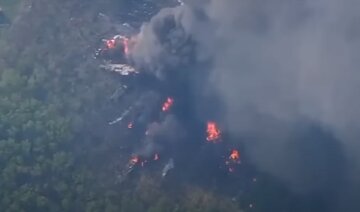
[98,2,250,193]
[206,121,221,142]
[100,17,238,185]
[97,35,131,56]
[96,33,139,78]
[225,149,241,173]
[117,152,163,183]
[105,38,116,49]
[98,2,256,206]
[229,149,240,162]
[89,0,360,210]
[116,154,141,183]
[130,155,140,165]
[162,97,174,112]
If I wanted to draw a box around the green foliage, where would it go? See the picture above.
[0,67,75,211]
[0,0,135,210]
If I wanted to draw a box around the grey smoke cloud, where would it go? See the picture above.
[139,114,185,157]
[202,1,360,191]
[130,0,360,203]
[131,7,194,79]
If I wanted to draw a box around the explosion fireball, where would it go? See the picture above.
[206,121,221,142]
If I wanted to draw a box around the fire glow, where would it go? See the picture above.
[122,37,130,56]
[225,149,241,173]
[206,122,221,142]
[162,97,174,112]
[229,149,240,162]
[105,39,116,49]
[130,155,140,165]
[103,35,131,56]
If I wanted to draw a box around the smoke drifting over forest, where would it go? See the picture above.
[127,0,360,210]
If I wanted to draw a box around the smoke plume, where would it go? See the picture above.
[130,0,360,210]
[139,114,185,157]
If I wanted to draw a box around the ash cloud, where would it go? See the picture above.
[138,114,185,157]
[130,0,360,209]
[130,6,196,80]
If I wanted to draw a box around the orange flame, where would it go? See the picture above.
[154,153,159,161]
[130,155,139,164]
[105,39,116,49]
[206,122,221,142]
[162,97,174,112]
[229,149,240,161]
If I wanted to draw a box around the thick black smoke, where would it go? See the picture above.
[129,0,360,210]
